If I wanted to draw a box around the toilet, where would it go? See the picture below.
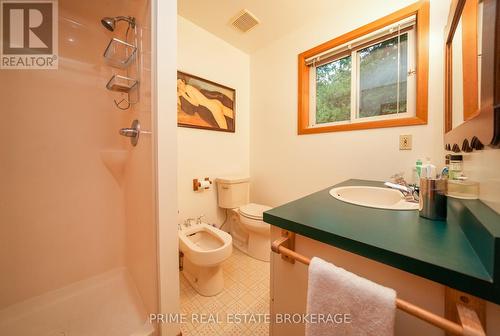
[178,223,232,296]
[215,176,272,262]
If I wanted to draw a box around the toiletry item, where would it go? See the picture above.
[421,158,437,179]
[441,166,449,179]
[447,179,479,199]
[445,155,450,175]
[412,159,423,184]
[416,159,422,177]
[448,154,463,180]
[419,178,447,221]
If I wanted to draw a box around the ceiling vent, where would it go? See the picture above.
[230,9,260,33]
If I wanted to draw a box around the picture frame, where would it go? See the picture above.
[177,71,236,132]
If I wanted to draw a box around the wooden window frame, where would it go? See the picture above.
[298,0,430,135]
[309,28,417,128]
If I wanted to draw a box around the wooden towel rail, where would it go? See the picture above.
[271,233,486,336]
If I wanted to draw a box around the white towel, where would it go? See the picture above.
[305,257,396,336]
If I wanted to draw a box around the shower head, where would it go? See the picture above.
[100,16,136,31]
[101,17,115,31]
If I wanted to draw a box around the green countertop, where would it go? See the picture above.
[263,179,500,304]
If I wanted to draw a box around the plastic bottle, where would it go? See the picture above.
[416,159,422,178]
[421,158,437,179]
[412,159,423,184]
[448,155,463,180]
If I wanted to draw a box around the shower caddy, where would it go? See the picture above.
[102,18,139,110]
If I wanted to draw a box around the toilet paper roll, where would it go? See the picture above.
[199,179,211,189]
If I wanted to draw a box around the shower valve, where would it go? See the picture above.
[119,128,138,137]
[119,119,141,146]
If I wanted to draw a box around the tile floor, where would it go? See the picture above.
[179,248,270,335]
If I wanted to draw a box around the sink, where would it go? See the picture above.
[329,186,419,210]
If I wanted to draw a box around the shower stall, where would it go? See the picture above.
[0,0,164,334]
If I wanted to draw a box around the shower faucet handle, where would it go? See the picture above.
[119,119,140,146]
[119,128,138,137]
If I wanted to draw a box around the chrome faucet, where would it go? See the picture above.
[196,215,205,225]
[385,173,419,203]
[183,218,195,228]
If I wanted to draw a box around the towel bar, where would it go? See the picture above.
[271,233,486,336]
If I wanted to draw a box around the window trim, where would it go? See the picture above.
[298,0,430,134]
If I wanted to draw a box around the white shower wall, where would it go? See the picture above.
[0,0,159,334]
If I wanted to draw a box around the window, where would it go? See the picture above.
[298,1,429,134]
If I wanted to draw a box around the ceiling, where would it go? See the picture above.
[178,0,347,54]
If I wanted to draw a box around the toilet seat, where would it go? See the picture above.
[180,224,231,253]
[179,223,232,267]
[238,203,272,220]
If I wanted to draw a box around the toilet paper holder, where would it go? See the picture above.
[193,177,212,191]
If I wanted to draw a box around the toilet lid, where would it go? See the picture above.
[239,203,272,220]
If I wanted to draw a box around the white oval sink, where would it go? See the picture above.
[329,186,419,210]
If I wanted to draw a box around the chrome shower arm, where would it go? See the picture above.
[114,16,136,28]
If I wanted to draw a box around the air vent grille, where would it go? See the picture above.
[231,10,260,33]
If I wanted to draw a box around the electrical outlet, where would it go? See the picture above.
[400,134,412,150]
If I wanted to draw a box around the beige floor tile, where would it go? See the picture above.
[179,248,270,335]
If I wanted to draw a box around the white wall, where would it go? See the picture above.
[156,1,180,335]
[177,16,250,226]
[250,0,447,207]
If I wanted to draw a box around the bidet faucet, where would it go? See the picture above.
[385,173,419,203]
[196,215,206,225]
[184,218,195,227]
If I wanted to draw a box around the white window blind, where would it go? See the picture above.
[305,15,416,67]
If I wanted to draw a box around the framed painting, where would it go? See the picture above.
[177,71,236,132]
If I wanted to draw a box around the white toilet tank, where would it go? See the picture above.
[215,176,250,209]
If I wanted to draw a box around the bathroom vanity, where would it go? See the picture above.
[264,179,500,336]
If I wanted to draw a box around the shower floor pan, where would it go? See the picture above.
[0,268,154,336]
